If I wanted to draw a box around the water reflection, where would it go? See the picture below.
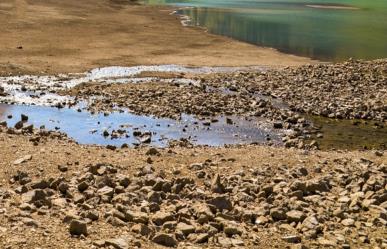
[0,104,279,147]
[148,0,387,61]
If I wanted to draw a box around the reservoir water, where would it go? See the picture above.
[146,0,387,61]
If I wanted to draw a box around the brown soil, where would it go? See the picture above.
[0,0,315,75]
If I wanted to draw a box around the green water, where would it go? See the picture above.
[146,0,387,61]
[309,116,387,150]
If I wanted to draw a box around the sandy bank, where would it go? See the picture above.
[0,0,315,75]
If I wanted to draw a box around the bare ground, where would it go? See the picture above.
[0,0,315,76]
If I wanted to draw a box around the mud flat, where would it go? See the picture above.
[0,0,314,76]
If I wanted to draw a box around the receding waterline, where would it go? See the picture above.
[148,0,387,61]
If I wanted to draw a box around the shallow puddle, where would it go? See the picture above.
[309,116,387,150]
[0,104,282,147]
[0,65,265,106]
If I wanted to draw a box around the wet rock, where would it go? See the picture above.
[273,122,283,129]
[14,121,24,130]
[21,114,28,122]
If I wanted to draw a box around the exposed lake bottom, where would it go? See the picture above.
[1,60,386,150]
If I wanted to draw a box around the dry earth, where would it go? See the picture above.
[0,130,386,249]
[0,1,386,249]
[0,0,314,76]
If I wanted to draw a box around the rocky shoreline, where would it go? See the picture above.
[0,59,386,249]
[64,59,386,122]
[60,59,386,149]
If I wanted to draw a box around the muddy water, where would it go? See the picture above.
[0,104,282,147]
[309,116,387,150]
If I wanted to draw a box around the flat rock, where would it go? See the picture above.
[286,210,306,223]
[105,238,129,249]
[176,222,195,236]
[13,155,32,165]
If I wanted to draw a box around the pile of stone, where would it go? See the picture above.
[2,152,386,248]
[0,114,70,144]
[205,59,386,122]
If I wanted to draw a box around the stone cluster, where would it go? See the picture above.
[1,152,386,248]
